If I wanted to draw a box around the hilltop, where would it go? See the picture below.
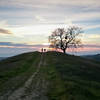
[0,51,100,100]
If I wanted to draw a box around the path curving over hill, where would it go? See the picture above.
[0,53,48,100]
[0,51,100,100]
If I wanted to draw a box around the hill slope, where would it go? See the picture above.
[83,54,100,61]
[0,57,7,61]
[0,51,100,100]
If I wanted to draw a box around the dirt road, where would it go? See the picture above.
[0,53,48,100]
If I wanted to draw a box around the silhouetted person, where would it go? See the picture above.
[41,48,43,52]
[44,49,46,52]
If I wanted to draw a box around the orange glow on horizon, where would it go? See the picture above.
[0,45,100,53]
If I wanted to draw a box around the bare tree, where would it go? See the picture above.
[48,26,83,53]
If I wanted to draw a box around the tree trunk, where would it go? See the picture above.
[62,49,66,54]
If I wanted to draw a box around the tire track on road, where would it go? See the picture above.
[0,53,44,100]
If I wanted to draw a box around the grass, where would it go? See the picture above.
[44,51,100,100]
[0,51,100,100]
[0,51,41,94]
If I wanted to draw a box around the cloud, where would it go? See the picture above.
[0,42,100,50]
[0,42,47,56]
[0,0,100,21]
[0,42,48,49]
[35,15,46,22]
[81,33,100,45]
[0,42,100,56]
[0,0,100,9]
[84,24,100,30]
[0,28,12,34]
[86,34,100,39]
[0,0,100,51]
[71,12,100,22]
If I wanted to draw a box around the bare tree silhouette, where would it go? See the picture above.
[49,26,83,53]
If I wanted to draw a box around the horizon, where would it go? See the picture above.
[0,0,100,57]
[0,50,100,57]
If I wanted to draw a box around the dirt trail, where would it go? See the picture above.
[0,53,48,100]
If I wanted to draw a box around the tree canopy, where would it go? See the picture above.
[49,26,83,53]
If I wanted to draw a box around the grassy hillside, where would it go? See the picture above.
[0,51,41,95]
[83,54,100,61]
[0,51,100,100]
[45,52,100,100]
[0,57,7,61]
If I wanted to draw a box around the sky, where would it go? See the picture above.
[0,0,100,56]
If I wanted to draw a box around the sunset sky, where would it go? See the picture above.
[0,0,100,56]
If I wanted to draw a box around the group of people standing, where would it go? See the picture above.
[41,48,46,52]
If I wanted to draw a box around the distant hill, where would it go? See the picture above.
[83,54,100,61]
[0,57,7,61]
[0,51,100,100]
